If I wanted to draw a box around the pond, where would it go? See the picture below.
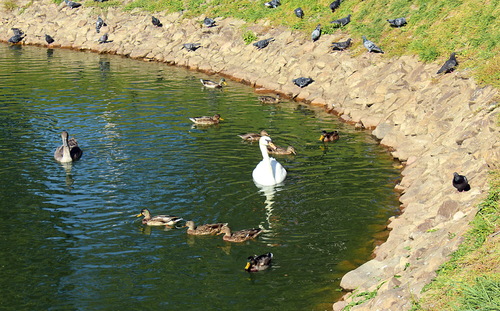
[0,44,400,310]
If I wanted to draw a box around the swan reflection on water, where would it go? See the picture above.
[254,182,283,234]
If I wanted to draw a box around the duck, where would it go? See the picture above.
[185,220,227,235]
[200,78,227,88]
[452,172,471,192]
[245,252,273,272]
[218,225,262,242]
[319,130,340,142]
[54,131,83,162]
[252,136,287,186]
[238,130,269,142]
[258,94,280,104]
[136,208,183,226]
[267,145,296,155]
[189,114,223,125]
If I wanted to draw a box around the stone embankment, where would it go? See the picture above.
[2,1,499,310]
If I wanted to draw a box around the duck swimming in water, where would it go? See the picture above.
[200,78,227,88]
[189,114,223,125]
[319,130,340,142]
[54,131,83,162]
[136,208,183,227]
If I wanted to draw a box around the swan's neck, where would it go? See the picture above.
[259,142,276,183]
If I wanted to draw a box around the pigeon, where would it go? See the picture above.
[293,77,314,88]
[331,14,351,27]
[331,38,352,51]
[264,0,281,8]
[8,34,24,44]
[64,0,82,9]
[182,43,201,51]
[437,52,458,74]
[11,28,24,36]
[96,16,107,33]
[452,172,470,192]
[387,17,407,27]
[94,0,108,2]
[45,34,55,44]
[253,38,275,50]
[362,35,384,53]
[294,7,304,19]
[329,0,341,12]
[311,24,321,42]
[98,33,108,44]
[203,17,216,27]
[152,16,163,27]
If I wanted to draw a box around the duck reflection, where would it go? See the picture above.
[60,161,75,189]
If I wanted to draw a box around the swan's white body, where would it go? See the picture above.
[252,136,287,186]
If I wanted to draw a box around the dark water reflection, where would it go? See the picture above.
[0,44,400,310]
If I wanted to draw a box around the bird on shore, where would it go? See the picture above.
[45,34,55,44]
[253,38,275,50]
[437,52,458,74]
[203,17,216,27]
[98,33,109,44]
[54,131,83,162]
[253,136,287,185]
[294,7,304,19]
[264,0,281,8]
[267,145,296,155]
[362,35,384,53]
[183,43,201,51]
[200,78,227,88]
[245,253,273,272]
[293,77,314,88]
[185,221,228,235]
[258,94,280,104]
[331,14,351,27]
[319,130,340,142]
[8,34,25,44]
[238,130,269,142]
[452,172,470,192]
[94,0,108,2]
[152,16,163,27]
[329,0,342,12]
[136,208,183,227]
[189,114,223,125]
[387,17,407,27]
[64,0,82,9]
[311,24,321,42]
[218,225,262,242]
[11,28,24,36]
[96,16,106,33]
[331,38,352,51]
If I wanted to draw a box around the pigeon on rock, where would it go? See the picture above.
[294,7,304,19]
[452,172,470,192]
[329,0,342,12]
[437,52,458,74]
[293,77,314,88]
[331,14,351,27]
[98,33,109,44]
[264,0,281,8]
[96,16,106,33]
[11,28,24,36]
[331,38,352,51]
[64,0,82,9]
[311,24,321,42]
[387,17,407,27]
[8,34,24,44]
[253,38,275,50]
[152,16,163,27]
[203,17,216,27]
[45,34,55,44]
[183,43,201,51]
[362,35,384,53]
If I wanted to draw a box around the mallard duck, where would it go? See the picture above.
[218,225,262,242]
[238,130,269,142]
[452,172,470,192]
[136,208,183,226]
[54,131,83,162]
[253,136,287,186]
[189,114,223,125]
[319,130,340,142]
[185,220,228,235]
[245,252,273,272]
[267,145,296,155]
[200,78,227,88]
[258,94,280,104]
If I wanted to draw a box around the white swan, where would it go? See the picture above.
[252,136,287,186]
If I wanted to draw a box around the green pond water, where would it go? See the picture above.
[0,44,400,310]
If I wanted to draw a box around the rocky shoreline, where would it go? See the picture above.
[2,1,499,310]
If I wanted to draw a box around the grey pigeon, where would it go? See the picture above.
[387,17,407,27]
[96,16,106,33]
[94,0,108,2]
[362,35,384,53]
[293,77,314,88]
[253,38,275,50]
[311,24,321,42]
[64,0,82,9]
[98,33,108,44]
[294,7,304,19]
[203,17,216,27]
[152,16,162,27]
[183,43,201,51]
[331,14,351,27]
[264,0,281,8]
[437,52,458,74]
[329,0,341,12]
[8,34,24,44]
[11,28,24,36]
[331,38,352,51]
[452,172,470,192]
[45,34,55,44]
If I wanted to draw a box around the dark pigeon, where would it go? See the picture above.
[94,0,108,2]
[64,0,82,9]
[96,16,107,33]
[329,0,341,12]
[453,172,470,192]
[8,34,24,44]
[331,14,351,27]
[331,38,352,51]
[294,7,304,19]
[362,35,384,53]
[183,43,201,51]
[98,33,108,44]
[152,16,163,27]
[311,24,321,42]
[45,34,55,44]
[203,17,216,27]
[253,38,275,50]
[11,28,24,36]
[437,52,458,74]
[387,17,407,27]
[293,77,314,88]
[264,0,281,8]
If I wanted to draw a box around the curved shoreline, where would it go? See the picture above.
[2,1,499,310]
